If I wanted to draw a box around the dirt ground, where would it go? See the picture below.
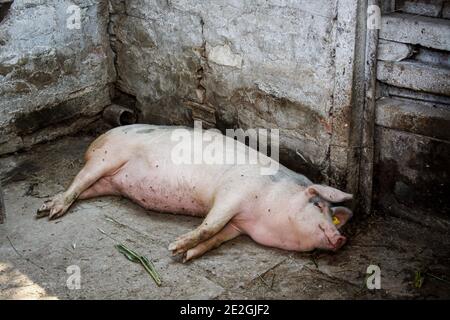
[1,134,449,299]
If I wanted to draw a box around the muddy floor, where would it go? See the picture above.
[1,134,449,299]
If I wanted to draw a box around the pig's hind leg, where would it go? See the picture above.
[78,177,120,199]
[37,137,126,220]
[183,223,241,262]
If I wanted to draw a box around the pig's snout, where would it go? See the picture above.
[330,235,346,251]
[319,224,347,251]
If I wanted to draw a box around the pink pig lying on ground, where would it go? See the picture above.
[37,124,353,262]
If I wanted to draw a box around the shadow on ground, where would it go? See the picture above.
[1,134,449,299]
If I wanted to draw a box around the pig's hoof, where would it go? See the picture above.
[37,193,69,220]
[182,250,195,263]
[168,239,189,256]
[168,242,177,252]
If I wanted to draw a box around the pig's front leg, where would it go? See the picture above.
[169,191,243,256]
[183,223,241,262]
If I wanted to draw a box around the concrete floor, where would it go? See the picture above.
[1,134,449,299]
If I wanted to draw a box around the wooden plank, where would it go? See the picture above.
[0,184,5,224]
[380,13,450,51]
[383,84,450,106]
[376,97,450,141]
[378,39,413,62]
[414,47,450,68]
[358,0,380,215]
[377,60,450,96]
[396,0,444,17]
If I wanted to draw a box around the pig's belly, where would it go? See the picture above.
[107,160,209,217]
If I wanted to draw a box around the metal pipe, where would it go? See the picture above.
[102,104,137,127]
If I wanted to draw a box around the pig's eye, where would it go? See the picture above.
[313,202,323,211]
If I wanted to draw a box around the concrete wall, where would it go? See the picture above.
[0,0,115,155]
[109,0,362,185]
[374,0,450,220]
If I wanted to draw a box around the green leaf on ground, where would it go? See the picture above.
[115,243,162,286]
[414,271,424,289]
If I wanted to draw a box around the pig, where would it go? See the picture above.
[37,124,353,262]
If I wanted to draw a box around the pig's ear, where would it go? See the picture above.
[306,184,353,203]
[331,206,353,228]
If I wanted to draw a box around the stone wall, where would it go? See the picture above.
[109,0,362,185]
[0,0,115,155]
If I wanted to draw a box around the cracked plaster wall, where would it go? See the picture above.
[109,0,361,184]
[0,0,115,155]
